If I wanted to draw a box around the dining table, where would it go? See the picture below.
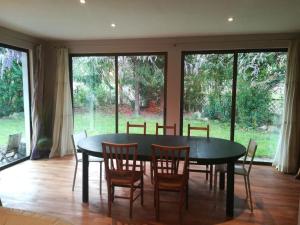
[78,133,246,217]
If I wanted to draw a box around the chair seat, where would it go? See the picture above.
[157,174,185,190]
[234,165,247,175]
[110,170,143,186]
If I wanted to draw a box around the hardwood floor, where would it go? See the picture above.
[0,157,299,225]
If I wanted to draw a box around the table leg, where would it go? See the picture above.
[82,152,89,203]
[219,172,225,190]
[226,161,234,217]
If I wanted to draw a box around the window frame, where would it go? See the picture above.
[180,48,287,165]
[69,52,168,134]
[0,42,32,170]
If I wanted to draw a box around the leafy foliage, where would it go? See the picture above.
[184,52,287,129]
[0,48,24,117]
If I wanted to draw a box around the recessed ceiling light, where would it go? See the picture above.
[111,23,116,28]
[80,0,86,4]
[228,17,234,22]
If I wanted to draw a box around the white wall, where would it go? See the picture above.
[55,33,299,134]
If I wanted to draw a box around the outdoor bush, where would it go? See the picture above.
[0,61,24,117]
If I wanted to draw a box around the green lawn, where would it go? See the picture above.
[74,112,279,160]
[0,112,279,160]
[0,116,25,146]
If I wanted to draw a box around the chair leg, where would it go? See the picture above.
[112,185,115,202]
[179,189,184,223]
[155,187,160,221]
[72,161,78,191]
[129,186,134,218]
[107,183,112,217]
[143,161,146,175]
[0,198,2,206]
[209,164,213,190]
[247,176,254,212]
[141,175,144,206]
[213,168,218,192]
[150,161,154,184]
[99,162,102,194]
[206,165,209,180]
[185,182,189,210]
[243,175,248,200]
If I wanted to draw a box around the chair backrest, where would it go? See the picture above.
[6,133,22,154]
[155,123,176,136]
[102,142,139,180]
[126,122,146,135]
[71,131,87,160]
[243,139,258,175]
[151,144,190,177]
[187,124,209,138]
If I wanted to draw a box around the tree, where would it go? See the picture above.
[0,48,24,117]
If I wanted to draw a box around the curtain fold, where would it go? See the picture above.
[49,48,74,158]
[273,40,300,174]
[31,44,45,159]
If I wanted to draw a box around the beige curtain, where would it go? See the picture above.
[50,48,74,158]
[31,44,45,159]
[273,40,300,174]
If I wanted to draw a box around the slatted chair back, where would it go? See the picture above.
[6,133,22,155]
[102,142,139,180]
[187,124,209,138]
[243,139,258,175]
[126,122,146,135]
[71,130,87,161]
[151,144,190,176]
[155,123,176,136]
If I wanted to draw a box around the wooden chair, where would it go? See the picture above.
[126,121,146,174]
[188,124,209,138]
[187,124,213,189]
[126,121,146,135]
[102,142,143,218]
[151,123,177,183]
[0,133,22,162]
[155,123,176,136]
[151,144,190,222]
[214,139,258,212]
[71,131,104,193]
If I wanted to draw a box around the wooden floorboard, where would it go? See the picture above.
[0,157,299,225]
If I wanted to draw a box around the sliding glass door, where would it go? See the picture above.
[235,52,287,161]
[182,53,233,139]
[0,45,31,168]
[71,53,166,135]
[72,56,116,135]
[181,50,287,162]
[118,55,165,134]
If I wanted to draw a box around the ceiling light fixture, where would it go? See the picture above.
[80,0,86,4]
[228,17,234,22]
[111,23,116,28]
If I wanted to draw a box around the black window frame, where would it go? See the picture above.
[0,42,32,171]
[69,52,168,134]
[180,48,288,165]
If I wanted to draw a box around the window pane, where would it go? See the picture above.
[72,56,116,135]
[0,46,30,167]
[183,54,234,139]
[236,52,287,162]
[118,55,165,134]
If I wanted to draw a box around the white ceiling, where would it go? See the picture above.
[0,0,299,41]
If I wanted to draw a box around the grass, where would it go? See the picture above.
[0,116,25,146]
[0,112,279,160]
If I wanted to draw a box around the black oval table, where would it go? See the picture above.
[78,133,246,217]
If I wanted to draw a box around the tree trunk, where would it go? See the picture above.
[133,60,140,115]
[134,77,140,115]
